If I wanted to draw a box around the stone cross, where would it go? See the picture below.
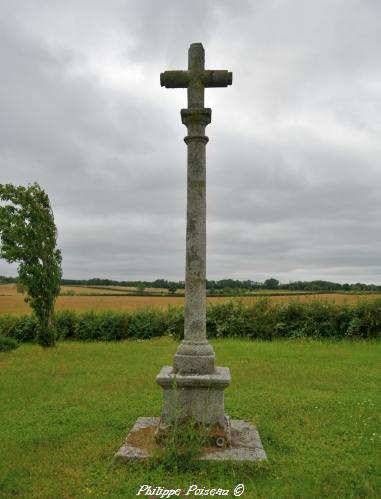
[116,45,267,459]
[160,43,232,376]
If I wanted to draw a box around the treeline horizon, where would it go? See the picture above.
[1,275,381,292]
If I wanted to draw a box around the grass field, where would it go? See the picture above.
[0,339,380,498]
[1,284,381,316]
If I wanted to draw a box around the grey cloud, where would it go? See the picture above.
[0,0,380,283]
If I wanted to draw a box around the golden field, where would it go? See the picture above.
[0,284,128,296]
[0,284,381,316]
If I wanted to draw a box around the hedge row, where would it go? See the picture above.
[0,299,380,344]
[0,336,19,352]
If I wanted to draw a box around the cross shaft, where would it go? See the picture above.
[161,43,232,375]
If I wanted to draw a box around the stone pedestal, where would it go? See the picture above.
[156,366,231,443]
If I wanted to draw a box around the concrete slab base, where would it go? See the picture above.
[115,417,267,463]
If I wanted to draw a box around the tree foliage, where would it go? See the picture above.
[264,278,279,290]
[0,183,62,346]
[168,282,178,294]
[16,281,26,294]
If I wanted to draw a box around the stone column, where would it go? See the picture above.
[173,108,215,375]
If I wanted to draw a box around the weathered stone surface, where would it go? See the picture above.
[156,366,231,426]
[114,417,157,461]
[161,44,232,108]
[115,417,267,463]
[201,420,267,461]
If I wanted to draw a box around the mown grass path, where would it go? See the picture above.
[0,339,380,498]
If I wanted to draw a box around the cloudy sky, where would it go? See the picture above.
[1,0,380,283]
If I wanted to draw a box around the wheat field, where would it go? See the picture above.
[0,284,380,316]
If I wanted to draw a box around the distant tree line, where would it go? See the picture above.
[1,275,381,292]
[280,280,381,292]
[0,276,16,283]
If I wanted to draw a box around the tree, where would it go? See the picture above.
[16,281,26,294]
[168,282,177,294]
[263,278,279,290]
[0,183,62,347]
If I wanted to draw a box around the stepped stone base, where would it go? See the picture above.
[115,417,267,462]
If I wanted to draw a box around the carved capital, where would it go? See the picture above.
[181,108,212,127]
[184,135,209,145]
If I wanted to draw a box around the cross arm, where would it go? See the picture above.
[202,70,232,88]
[160,70,190,88]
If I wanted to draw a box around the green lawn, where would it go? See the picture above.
[0,339,380,498]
